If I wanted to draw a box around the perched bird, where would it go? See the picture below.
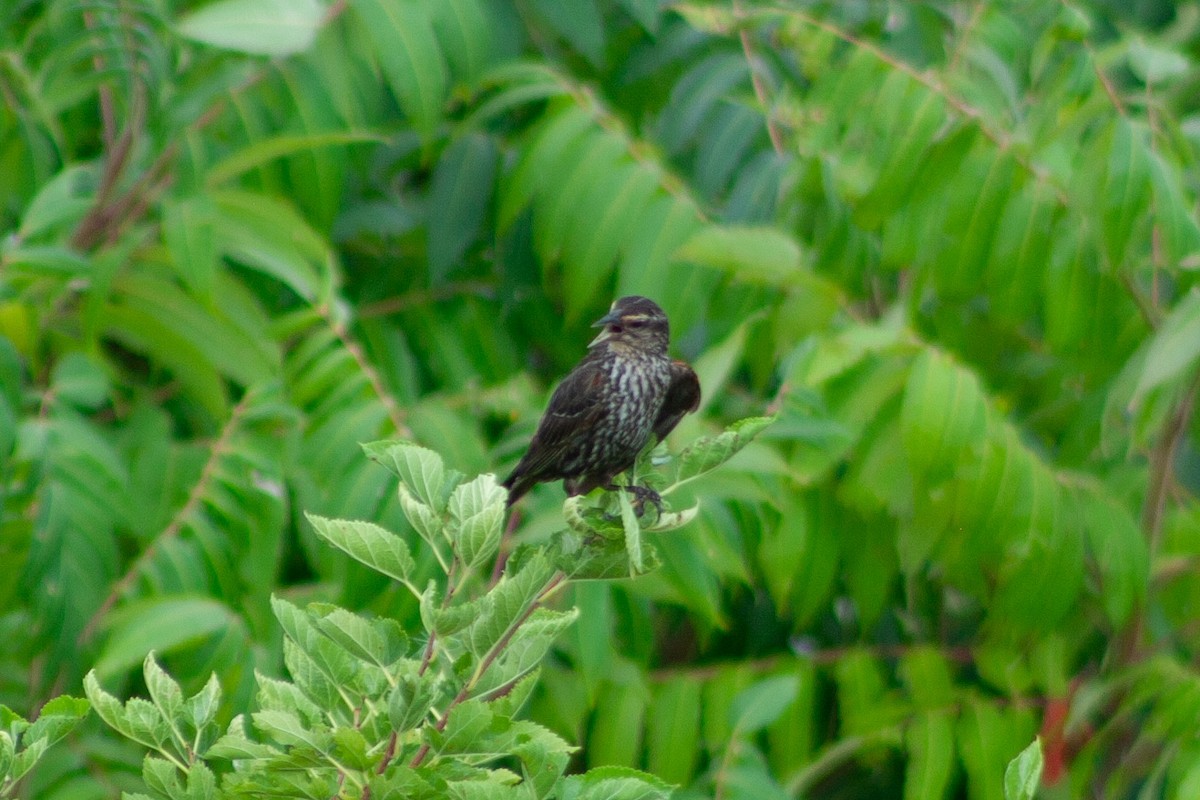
[502,296,700,507]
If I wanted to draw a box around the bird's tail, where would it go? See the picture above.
[500,472,531,507]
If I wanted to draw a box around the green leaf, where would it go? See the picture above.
[475,608,578,697]
[900,348,987,481]
[731,674,799,734]
[363,440,447,510]
[645,678,701,785]
[1148,152,1200,265]
[428,134,498,283]
[84,672,172,751]
[560,765,674,800]
[211,190,330,303]
[1078,489,1147,626]
[587,682,647,769]
[388,670,440,732]
[1132,288,1200,403]
[618,195,703,300]
[354,0,448,138]
[549,528,636,581]
[448,474,507,569]
[310,605,408,667]
[905,712,954,800]
[399,485,444,548]
[0,730,13,782]
[176,0,323,56]
[500,105,595,230]
[306,513,416,583]
[1128,36,1191,83]
[162,195,219,300]
[899,647,956,711]
[669,416,775,488]
[1003,738,1043,800]
[206,132,386,187]
[958,700,1032,800]
[252,709,330,751]
[271,597,358,688]
[17,164,94,239]
[527,0,605,65]
[429,0,493,84]
[1100,118,1152,270]
[143,654,186,732]
[51,351,109,409]
[434,699,494,755]
[674,225,804,285]
[689,317,752,417]
[95,598,242,681]
[618,490,643,575]
[186,675,223,742]
[465,552,554,657]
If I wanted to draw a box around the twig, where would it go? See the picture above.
[84,10,117,151]
[408,572,566,769]
[358,282,498,318]
[325,312,412,438]
[734,1,784,155]
[1141,375,1199,553]
[948,2,986,74]
[1119,272,1161,329]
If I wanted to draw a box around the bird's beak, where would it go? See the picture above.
[591,309,621,328]
[588,310,621,348]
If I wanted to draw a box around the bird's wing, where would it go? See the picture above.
[507,359,607,482]
[652,359,701,441]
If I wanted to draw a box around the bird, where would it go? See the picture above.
[502,296,700,508]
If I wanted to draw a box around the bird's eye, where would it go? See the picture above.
[610,325,624,334]
[627,320,644,328]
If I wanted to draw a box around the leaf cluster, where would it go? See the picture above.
[82,439,758,799]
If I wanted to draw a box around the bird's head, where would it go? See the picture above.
[588,296,669,353]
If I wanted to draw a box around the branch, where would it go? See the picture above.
[407,572,566,769]
[324,311,412,439]
[734,1,784,156]
[1141,374,1199,552]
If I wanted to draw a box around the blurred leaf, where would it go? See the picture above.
[527,0,605,66]
[95,598,242,681]
[675,226,804,286]
[731,675,799,734]
[428,134,498,283]
[18,165,94,239]
[1127,36,1190,84]
[162,195,218,300]
[354,0,448,137]
[648,681,700,786]
[905,712,954,800]
[206,132,385,187]
[1133,288,1200,403]
[176,0,323,55]
[50,352,108,409]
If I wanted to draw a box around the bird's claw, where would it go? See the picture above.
[626,485,664,518]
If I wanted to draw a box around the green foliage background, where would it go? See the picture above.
[2,0,1200,796]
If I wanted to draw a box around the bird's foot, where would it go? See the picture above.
[624,484,664,518]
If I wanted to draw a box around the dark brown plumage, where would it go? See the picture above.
[502,296,700,507]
